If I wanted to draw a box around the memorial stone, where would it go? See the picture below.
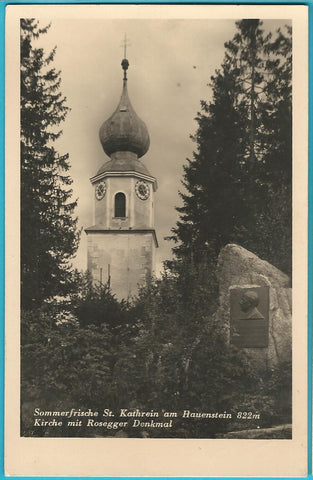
[215,244,291,370]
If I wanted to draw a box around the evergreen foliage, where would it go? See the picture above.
[171,20,292,275]
[21,272,291,438]
[20,19,80,309]
[21,305,114,436]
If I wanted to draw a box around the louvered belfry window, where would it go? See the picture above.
[115,192,126,217]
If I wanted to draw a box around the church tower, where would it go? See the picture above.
[85,57,158,300]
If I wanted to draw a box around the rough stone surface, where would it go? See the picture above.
[216,244,291,370]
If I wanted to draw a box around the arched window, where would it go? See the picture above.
[114,192,126,217]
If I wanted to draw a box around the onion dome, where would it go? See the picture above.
[99,58,150,158]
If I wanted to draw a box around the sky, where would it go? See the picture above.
[32,14,287,274]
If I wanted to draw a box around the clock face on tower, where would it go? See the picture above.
[95,181,106,200]
[135,180,150,200]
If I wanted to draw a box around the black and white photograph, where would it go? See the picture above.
[5,4,308,476]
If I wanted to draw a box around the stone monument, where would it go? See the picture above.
[216,244,291,370]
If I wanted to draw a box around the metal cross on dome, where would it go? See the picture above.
[120,34,131,58]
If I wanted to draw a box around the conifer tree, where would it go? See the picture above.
[20,19,80,309]
[172,20,292,275]
[256,27,292,274]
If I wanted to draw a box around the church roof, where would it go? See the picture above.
[96,155,152,177]
[99,58,150,159]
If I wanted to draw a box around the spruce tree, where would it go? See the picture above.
[172,20,292,275]
[256,26,292,274]
[172,58,247,265]
[20,19,80,309]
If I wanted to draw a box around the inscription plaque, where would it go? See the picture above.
[230,286,269,348]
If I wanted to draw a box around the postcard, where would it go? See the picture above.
[5,3,308,476]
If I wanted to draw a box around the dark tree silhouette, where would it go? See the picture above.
[171,20,292,275]
[20,19,80,309]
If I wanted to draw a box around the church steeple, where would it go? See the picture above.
[86,53,158,300]
[99,58,150,159]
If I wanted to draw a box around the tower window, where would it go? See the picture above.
[114,192,126,217]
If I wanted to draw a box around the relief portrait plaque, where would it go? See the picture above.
[230,286,269,348]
